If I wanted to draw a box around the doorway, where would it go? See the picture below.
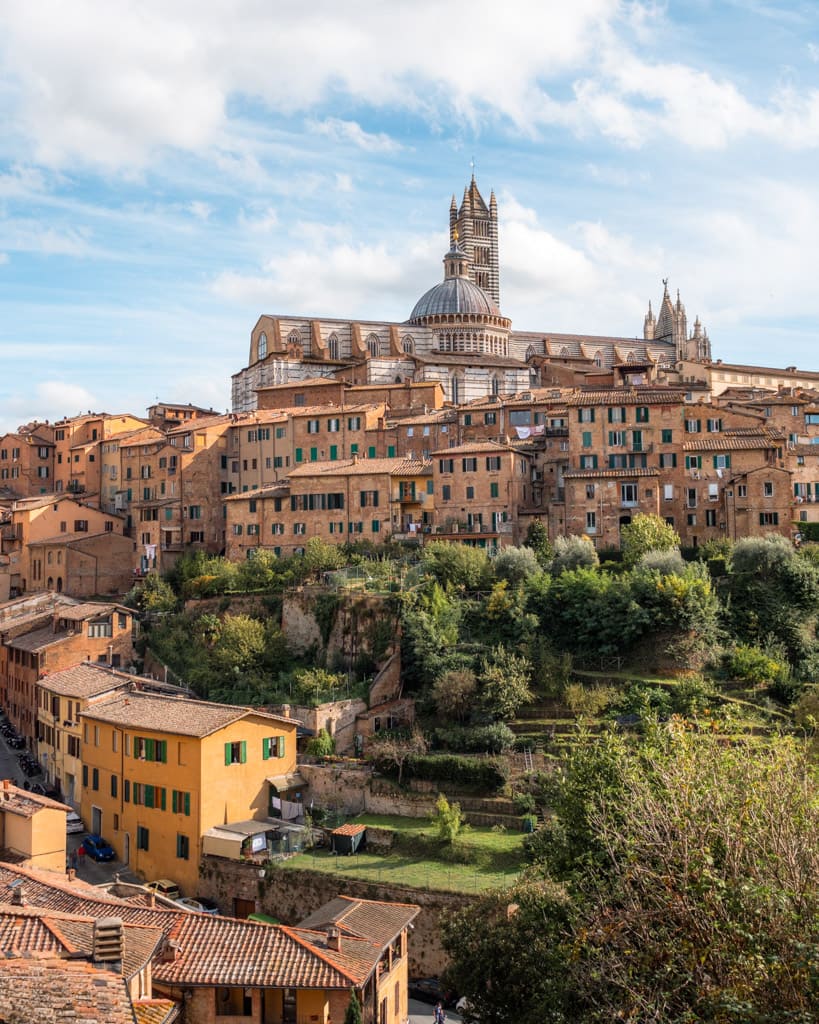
[91,805,102,835]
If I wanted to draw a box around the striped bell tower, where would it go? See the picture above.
[449,174,500,306]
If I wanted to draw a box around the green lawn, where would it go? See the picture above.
[279,846,521,893]
[279,813,527,893]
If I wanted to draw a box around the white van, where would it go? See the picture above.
[66,811,84,835]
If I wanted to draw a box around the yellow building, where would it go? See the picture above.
[0,779,72,871]
[79,693,298,894]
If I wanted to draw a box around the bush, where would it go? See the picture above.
[724,644,790,689]
[398,754,509,791]
[493,546,542,585]
[431,723,516,754]
[636,548,686,576]
[551,535,599,574]
[306,728,335,757]
[563,682,618,717]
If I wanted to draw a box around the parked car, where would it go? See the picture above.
[176,896,220,915]
[408,978,458,1008]
[81,834,116,862]
[145,878,182,902]
[66,811,84,835]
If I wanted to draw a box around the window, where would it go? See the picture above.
[307,419,320,434]
[262,736,286,759]
[172,790,192,815]
[328,418,340,432]
[462,458,478,472]
[582,431,593,448]
[137,826,149,851]
[225,740,247,764]
[764,481,774,497]
[608,407,625,423]
[661,429,673,444]
[705,509,717,526]
[110,775,118,798]
[490,482,499,498]
[685,455,702,470]
[486,456,502,471]
[579,455,598,469]
[585,484,595,499]
[708,483,719,500]
[635,407,649,423]
[621,483,638,506]
[466,486,474,500]
[92,768,99,791]
[176,834,190,860]
[462,414,472,427]
[707,418,722,433]
[133,737,168,763]
[585,510,597,533]
[686,419,702,433]
[687,513,697,526]
[687,488,697,508]
[738,484,747,498]
[74,520,89,532]
[713,454,731,469]
[295,448,303,463]
[442,485,451,501]
[484,412,497,425]
[608,430,626,447]
[659,453,677,468]
[188,505,202,520]
[440,458,454,474]
[759,512,780,525]
[578,408,595,423]
[664,484,674,501]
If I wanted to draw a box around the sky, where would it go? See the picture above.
[3,0,819,431]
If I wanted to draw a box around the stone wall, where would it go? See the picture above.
[269,699,367,755]
[298,764,439,818]
[198,853,475,977]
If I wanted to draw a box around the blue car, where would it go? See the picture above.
[81,834,116,862]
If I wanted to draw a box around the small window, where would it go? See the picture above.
[225,740,247,765]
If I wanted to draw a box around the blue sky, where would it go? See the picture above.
[3,1,819,431]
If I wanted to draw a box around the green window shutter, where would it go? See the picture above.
[240,740,247,764]
[310,447,317,461]
[350,443,358,455]
[607,408,613,423]
[124,780,130,802]
[184,792,190,816]
[592,455,598,469]
[224,742,232,766]
[295,448,303,462]
[368,446,376,458]
[160,787,166,810]
[607,431,615,445]
[725,455,731,468]
[277,735,285,758]
[582,431,591,447]
[330,445,338,460]
[490,482,499,498]
[172,790,178,813]
[145,738,155,761]
[713,456,720,469]
[262,737,270,760]
[387,445,396,457]
[82,765,88,786]
[578,409,584,422]
[145,785,154,809]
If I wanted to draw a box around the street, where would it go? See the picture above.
[408,999,462,1024]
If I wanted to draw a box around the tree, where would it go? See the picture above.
[367,728,428,785]
[525,519,553,568]
[343,990,363,1024]
[209,614,266,676]
[619,513,681,567]
[421,541,492,590]
[431,793,464,843]
[441,874,575,1024]
[125,573,177,613]
[431,669,477,722]
[478,646,533,720]
[302,536,345,575]
[551,535,599,574]
[306,727,335,757]
[493,545,542,585]
[573,730,819,1023]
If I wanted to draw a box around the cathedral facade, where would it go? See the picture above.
[231,178,709,413]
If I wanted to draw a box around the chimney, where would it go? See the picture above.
[160,939,182,963]
[11,885,27,907]
[326,926,342,952]
[93,918,124,973]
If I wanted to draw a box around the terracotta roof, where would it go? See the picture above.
[116,429,169,449]
[563,388,686,407]
[37,664,136,699]
[297,896,420,949]
[0,956,136,1023]
[257,377,343,390]
[7,625,79,654]
[413,352,527,368]
[0,783,72,816]
[386,410,456,426]
[683,436,780,452]
[153,915,376,989]
[287,458,431,478]
[224,483,290,502]
[331,824,366,837]
[563,468,659,479]
[80,692,293,736]
[707,360,819,378]
[56,602,127,619]
[133,999,181,1024]
[431,440,520,456]
[167,414,233,435]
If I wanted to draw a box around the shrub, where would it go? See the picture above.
[306,728,335,757]
[431,723,515,754]
[636,548,686,576]
[493,546,542,585]
[724,644,790,689]
[563,682,618,717]
[399,754,509,791]
[431,793,465,844]
[551,535,599,574]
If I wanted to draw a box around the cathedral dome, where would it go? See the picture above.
[409,276,501,321]
[408,241,503,323]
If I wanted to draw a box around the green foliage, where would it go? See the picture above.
[305,727,335,757]
[551,535,599,573]
[493,545,543,585]
[124,573,177,613]
[343,990,363,1024]
[620,513,682,567]
[302,536,345,575]
[524,518,553,567]
[563,682,618,717]
[724,643,790,688]
[431,793,465,844]
[312,592,340,646]
[421,540,492,590]
[391,753,509,792]
[430,669,477,722]
[477,646,533,721]
[731,532,795,575]
[635,547,686,575]
[527,635,573,699]
[366,728,428,785]
[431,722,516,755]
[290,667,347,706]
[441,875,575,1024]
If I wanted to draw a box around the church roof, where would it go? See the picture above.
[408,276,501,321]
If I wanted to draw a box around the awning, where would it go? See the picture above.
[266,771,306,792]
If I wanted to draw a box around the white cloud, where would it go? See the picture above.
[307,118,401,153]
[335,173,354,193]
[0,253,8,265]
[2,380,99,431]
[188,200,212,221]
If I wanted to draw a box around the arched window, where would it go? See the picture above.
[402,335,414,354]
[287,330,301,347]
[257,332,268,360]
[451,375,460,404]
[525,345,538,361]
[626,351,638,364]
[491,375,500,396]
[593,350,603,368]
[366,333,380,358]
[327,333,339,360]
[559,346,571,358]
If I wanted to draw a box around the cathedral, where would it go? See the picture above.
[231,177,712,413]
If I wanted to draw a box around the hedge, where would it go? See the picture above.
[400,753,509,791]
